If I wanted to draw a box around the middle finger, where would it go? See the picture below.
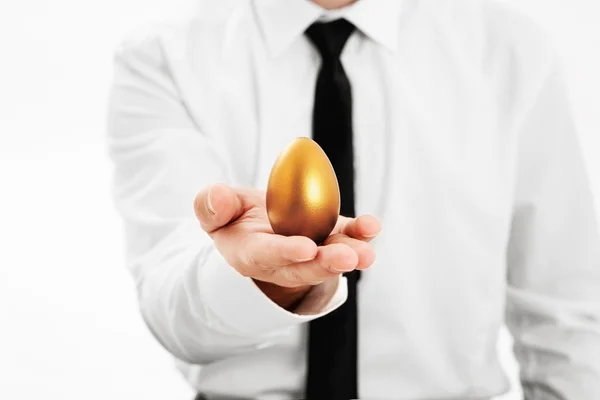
[323,233,376,270]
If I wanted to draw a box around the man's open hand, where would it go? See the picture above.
[194,183,380,308]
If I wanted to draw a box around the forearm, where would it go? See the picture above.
[134,228,347,364]
[522,382,568,400]
[507,287,600,400]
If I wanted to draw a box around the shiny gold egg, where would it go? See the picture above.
[266,137,340,244]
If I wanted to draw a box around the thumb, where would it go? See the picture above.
[194,183,244,234]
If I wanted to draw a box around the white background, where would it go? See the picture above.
[0,1,598,399]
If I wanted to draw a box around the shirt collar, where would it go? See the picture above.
[253,0,402,56]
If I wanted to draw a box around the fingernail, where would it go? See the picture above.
[331,261,356,273]
[207,188,217,215]
[295,256,315,262]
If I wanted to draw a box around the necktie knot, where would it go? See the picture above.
[305,19,355,62]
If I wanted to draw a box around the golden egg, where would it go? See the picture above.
[266,137,340,244]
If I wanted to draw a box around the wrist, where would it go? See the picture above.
[252,279,312,311]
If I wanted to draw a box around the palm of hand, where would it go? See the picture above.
[198,184,378,288]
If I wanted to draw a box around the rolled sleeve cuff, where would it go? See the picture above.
[200,247,348,336]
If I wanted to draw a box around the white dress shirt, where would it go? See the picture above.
[107,0,600,399]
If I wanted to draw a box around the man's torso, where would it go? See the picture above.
[120,0,551,397]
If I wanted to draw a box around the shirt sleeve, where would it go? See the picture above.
[505,44,600,399]
[106,29,347,365]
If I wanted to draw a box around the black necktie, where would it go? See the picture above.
[305,19,360,400]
